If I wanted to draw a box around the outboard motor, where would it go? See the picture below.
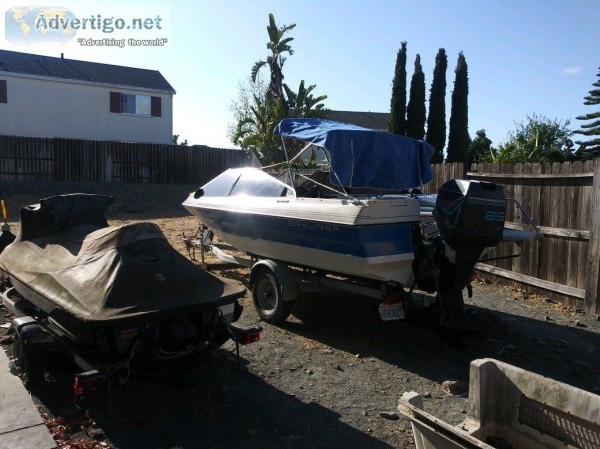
[432,180,506,330]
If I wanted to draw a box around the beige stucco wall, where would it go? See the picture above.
[0,73,173,144]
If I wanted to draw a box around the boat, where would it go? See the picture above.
[0,193,247,377]
[183,118,539,329]
[183,119,435,286]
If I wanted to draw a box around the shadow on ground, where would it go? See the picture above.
[284,290,600,393]
[35,350,393,449]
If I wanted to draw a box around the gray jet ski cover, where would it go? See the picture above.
[0,194,244,324]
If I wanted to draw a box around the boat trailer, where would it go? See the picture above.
[183,179,540,330]
[1,278,261,413]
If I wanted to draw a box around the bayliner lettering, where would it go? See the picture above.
[287,219,340,232]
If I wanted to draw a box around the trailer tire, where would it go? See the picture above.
[252,269,293,324]
[12,331,44,390]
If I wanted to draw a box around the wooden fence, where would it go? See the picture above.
[0,135,259,185]
[1,136,598,312]
[425,161,599,313]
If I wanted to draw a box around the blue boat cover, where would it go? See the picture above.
[275,118,435,190]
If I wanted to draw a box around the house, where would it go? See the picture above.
[326,110,390,131]
[0,49,175,144]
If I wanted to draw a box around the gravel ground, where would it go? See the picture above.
[1,210,600,449]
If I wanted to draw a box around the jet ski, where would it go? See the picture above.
[0,194,247,376]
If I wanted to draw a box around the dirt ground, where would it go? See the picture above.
[1,209,600,449]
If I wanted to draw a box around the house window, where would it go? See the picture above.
[109,91,161,117]
[136,95,151,116]
[122,94,150,116]
[0,80,7,104]
[122,94,136,114]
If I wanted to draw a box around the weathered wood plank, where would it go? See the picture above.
[584,160,600,314]
[578,160,594,290]
[467,172,594,179]
[567,161,582,289]
[538,163,551,292]
[476,263,585,299]
[528,163,542,280]
[554,162,571,287]
[503,222,588,239]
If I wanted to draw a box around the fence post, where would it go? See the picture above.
[585,160,600,314]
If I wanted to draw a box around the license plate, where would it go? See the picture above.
[378,302,405,321]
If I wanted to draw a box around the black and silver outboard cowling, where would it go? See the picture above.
[432,179,506,330]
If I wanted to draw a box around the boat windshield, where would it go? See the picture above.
[230,170,293,197]
[201,168,294,198]
[201,169,241,196]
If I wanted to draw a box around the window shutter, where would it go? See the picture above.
[0,80,7,104]
[109,91,122,113]
[151,96,161,117]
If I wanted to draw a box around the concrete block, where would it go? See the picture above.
[399,358,600,449]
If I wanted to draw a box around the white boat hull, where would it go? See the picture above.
[183,194,421,285]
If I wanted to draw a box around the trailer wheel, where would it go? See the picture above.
[252,269,293,324]
[12,331,44,390]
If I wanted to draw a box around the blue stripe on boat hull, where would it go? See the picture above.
[198,208,415,259]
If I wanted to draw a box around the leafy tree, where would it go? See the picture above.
[426,49,447,163]
[406,54,426,140]
[468,129,492,166]
[251,13,296,112]
[574,66,600,157]
[481,114,573,163]
[172,134,188,146]
[232,89,284,164]
[389,42,407,135]
[447,52,470,163]
[283,80,328,118]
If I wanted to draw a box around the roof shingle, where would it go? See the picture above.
[0,49,175,93]
[326,110,390,130]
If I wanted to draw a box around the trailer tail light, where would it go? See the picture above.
[384,290,405,305]
[229,324,262,345]
[74,370,107,396]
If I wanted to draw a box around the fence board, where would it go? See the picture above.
[585,160,600,314]
[0,135,257,184]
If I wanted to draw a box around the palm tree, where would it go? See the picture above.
[283,80,328,118]
[251,13,296,110]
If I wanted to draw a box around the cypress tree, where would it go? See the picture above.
[426,49,447,163]
[447,52,470,163]
[574,66,600,156]
[406,54,426,140]
[389,42,407,135]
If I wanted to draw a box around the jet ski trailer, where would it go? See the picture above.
[0,194,261,397]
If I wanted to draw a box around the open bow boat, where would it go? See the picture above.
[183,118,539,329]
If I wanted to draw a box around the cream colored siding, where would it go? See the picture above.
[0,73,173,143]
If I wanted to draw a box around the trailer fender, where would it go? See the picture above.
[250,260,298,301]
[10,316,52,389]
[11,316,42,338]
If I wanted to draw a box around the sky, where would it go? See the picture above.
[1,0,599,149]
